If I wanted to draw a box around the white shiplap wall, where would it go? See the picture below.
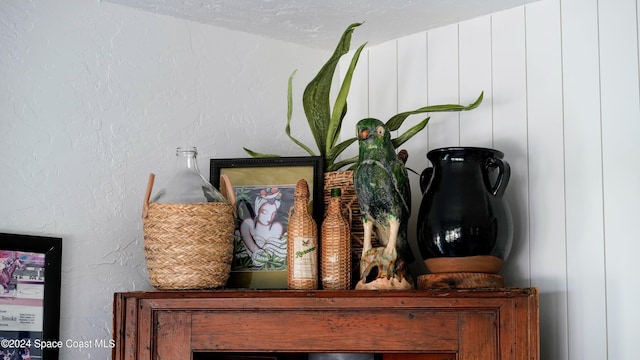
[340,0,640,358]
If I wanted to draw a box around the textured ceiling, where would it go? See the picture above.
[103,0,539,49]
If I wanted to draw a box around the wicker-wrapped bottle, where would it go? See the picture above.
[321,188,352,289]
[287,179,318,289]
[142,146,235,289]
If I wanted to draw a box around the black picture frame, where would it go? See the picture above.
[210,156,323,289]
[0,232,62,360]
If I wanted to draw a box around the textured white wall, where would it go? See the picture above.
[340,0,640,359]
[0,0,327,358]
[4,0,640,358]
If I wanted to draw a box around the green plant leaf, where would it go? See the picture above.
[329,155,359,172]
[391,117,430,149]
[386,91,484,131]
[302,22,363,157]
[327,41,367,154]
[325,137,358,168]
[285,70,317,156]
[287,70,296,122]
[243,147,282,158]
[242,21,484,173]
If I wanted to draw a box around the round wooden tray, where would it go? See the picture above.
[417,272,505,289]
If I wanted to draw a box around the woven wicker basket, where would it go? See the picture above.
[142,174,236,290]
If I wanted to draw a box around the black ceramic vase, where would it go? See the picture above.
[417,147,513,274]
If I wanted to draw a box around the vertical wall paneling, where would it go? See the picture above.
[459,16,494,147]
[368,41,398,122]
[338,48,369,163]
[340,1,640,358]
[397,32,429,271]
[560,0,608,358]
[397,32,429,113]
[490,7,530,288]
[525,1,568,359]
[598,0,640,359]
[427,24,461,150]
[397,32,429,157]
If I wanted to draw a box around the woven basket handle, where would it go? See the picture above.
[142,173,156,219]
[219,174,237,216]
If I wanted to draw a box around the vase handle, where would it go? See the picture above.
[486,158,510,197]
[420,167,434,194]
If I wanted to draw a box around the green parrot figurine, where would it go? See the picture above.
[353,118,414,289]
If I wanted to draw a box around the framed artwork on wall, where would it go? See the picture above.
[210,156,323,289]
[0,232,62,360]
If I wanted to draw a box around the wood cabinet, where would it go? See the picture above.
[112,288,539,359]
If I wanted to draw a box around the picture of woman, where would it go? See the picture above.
[233,186,294,271]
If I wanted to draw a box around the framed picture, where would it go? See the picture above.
[210,156,323,289]
[0,233,62,360]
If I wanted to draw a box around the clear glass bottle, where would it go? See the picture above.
[151,146,226,203]
[321,188,351,290]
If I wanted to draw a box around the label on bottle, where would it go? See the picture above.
[292,236,317,280]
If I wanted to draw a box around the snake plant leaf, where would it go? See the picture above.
[391,117,430,149]
[330,155,359,172]
[285,70,317,156]
[326,41,367,153]
[325,136,358,171]
[334,102,348,140]
[242,147,282,158]
[303,22,363,157]
[386,91,484,131]
[287,70,296,123]
[244,70,316,158]
[243,22,483,173]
